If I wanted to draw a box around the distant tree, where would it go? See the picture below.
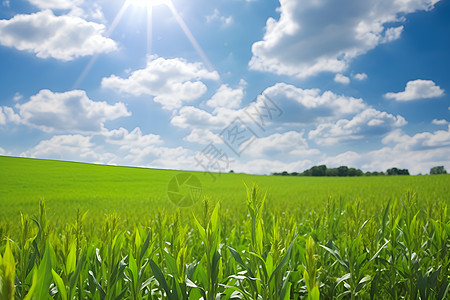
[430,166,447,175]
[326,168,338,176]
[311,165,327,176]
[399,169,409,175]
[337,166,349,177]
[387,168,398,175]
[281,171,289,176]
[387,168,409,175]
[229,170,234,173]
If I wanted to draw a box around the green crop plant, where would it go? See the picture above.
[0,156,449,299]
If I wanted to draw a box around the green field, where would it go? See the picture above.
[0,155,449,299]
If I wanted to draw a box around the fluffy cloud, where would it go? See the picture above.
[245,131,320,158]
[249,0,439,77]
[263,83,366,123]
[28,0,83,10]
[384,79,445,101]
[184,128,223,145]
[0,10,116,61]
[20,129,197,169]
[171,82,366,131]
[206,9,233,26]
[27,0,105,22]
[432,119,448,125]
[334,74,350,84]
[171,106,238,129]
[232,158,313,175]
[0,108,5,125]
[21,134,116,163]
[353,73,368,81]
[0,106,21,125]
[321,126,450,174]
[102,56,219,110]
[17,89,130,132]
[103,127,162,149]
[382,126,450,151]
[206,83,244,109]
[309,108,407,145]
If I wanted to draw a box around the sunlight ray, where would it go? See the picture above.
[168,2,214,71]
[74,0,215,88]
[73,3,130,89]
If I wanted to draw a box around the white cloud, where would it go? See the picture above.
[0,147,6,155]
[2,0,10,7]
[249,0,439,78]
[262,83,366,123]
[28,0,83,10]
[206,83,244,109]
[382,126,450,150]
[13,93,23,102]
[206,9,233,26]
[17,89,130,132]
[0,106,21,125]
[102,56,219,110]
[1,106,21,124]
[233,158,313,175]
[0,10,116,61]
[353,73,368,81]
[245,131,320,158]
[103,127,162,149]
[0,107,5,125]
[432,119,448,125]
[384,79,445,101]
[20,130,198,170]
[26,0,105,22]
[309,108,407,145]
[334,74,350,84]
[21,134,117,163]
[171,106,237,129]
[184,128,223,145]
[322,126,450,174]
[172,82,367,131]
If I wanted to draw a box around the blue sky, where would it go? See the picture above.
[0,0,449,175]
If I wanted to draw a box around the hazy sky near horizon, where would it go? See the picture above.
[0,0,449,175]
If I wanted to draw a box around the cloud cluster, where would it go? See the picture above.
[102,56,219,110]
[28,0,83,10]
[206,83,245,109]
[245,131,320,158]
[262,83,366,123]
[0,10,117,61]
[0,10,116,61]
[249,0,439,77]
[334,74,350,84]
[321,125,450,174]
[0,106,20,125]
[384,79,445,101]
[309,108,407,145]
[17,89,130,132]
[206,9,233,26]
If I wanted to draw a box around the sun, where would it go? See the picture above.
[127,0,171,7]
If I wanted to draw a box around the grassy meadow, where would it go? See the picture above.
[0,155,449,299]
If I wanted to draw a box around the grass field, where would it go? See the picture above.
[0,155,449,299]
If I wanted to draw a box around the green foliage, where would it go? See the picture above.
[430,166,447,175]
[0,156,449,299]
[387,167,410,175]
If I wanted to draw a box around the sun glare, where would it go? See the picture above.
[74,0,213,88]
[127,0,171,7]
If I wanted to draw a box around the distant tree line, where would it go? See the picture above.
[272,165,412,177]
